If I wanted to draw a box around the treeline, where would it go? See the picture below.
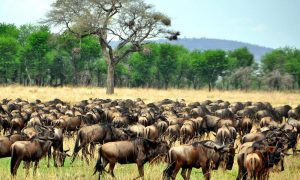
[1,23,300,90]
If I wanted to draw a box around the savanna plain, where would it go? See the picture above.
[0,85,300,180]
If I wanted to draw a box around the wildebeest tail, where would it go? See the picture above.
[145,128,150,139]
[249,157,256,178]
[93,146,105,175]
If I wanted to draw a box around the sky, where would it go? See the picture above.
[0,0,299,49]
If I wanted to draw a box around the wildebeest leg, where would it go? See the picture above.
[202,167,211,180]
[11,158,22,176]
[134,162,144,180]
[90,143,95,159]
[292,145,297,156]
[280,158,284,171]
[186,168,192,180]
[180,168,187,180]
[108,162,116,177]
[24,161,30,177]
[171,163,181,180]
[48,148,52,168]
[53,150,58,167]
[81,145,89,165]
[33,161,39,176]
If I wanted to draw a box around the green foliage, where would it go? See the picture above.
[228,47,254,69]
[261,47,300,88]
[1,23,300,91]
[0,36,20,82]
[0,23,19,38]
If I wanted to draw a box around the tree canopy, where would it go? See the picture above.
[44,0,179,94]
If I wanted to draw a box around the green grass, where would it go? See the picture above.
[1,137,300,180]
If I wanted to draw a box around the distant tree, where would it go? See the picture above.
[230,67,253,91]
[264,70,293,90]
[19,26,51,85]
[44,0,179,94]
[0,37,19,83]
[261,48,289,73]
[0,23,19,38]
[285,49,300,87]
[189,50,203,88]
[228,47,254,68]
[128,43,159,87]
[156,44,180,89]
[195,50,228,91]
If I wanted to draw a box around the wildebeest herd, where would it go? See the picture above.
[0,98,300,179]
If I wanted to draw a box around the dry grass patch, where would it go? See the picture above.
[0,85,299,106]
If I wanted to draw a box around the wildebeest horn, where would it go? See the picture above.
[214,144,225,151]
[283,152,293,156]
[64,148,70,153]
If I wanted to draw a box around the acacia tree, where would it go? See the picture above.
[44,0,178,94]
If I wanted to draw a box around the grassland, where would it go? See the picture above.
[0,85,299,106]
[0,85,300,179]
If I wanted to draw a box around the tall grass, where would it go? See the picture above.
[0,85,300,179]
[0,85,299,106]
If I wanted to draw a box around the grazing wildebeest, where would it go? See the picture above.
[48,128,70,167]
[71,124,128,164]
[10,131,55,176]
[93,138,169,180]
[163,140,235,180]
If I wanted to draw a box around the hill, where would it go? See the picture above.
[156,38,273,61]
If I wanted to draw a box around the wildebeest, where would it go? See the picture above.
[244,151,265,179]
[48,128,70,167]
[216,125,234,145]
[144,123,161,140]
[0,134,25,158]
[163,140,235,180]
[10,129,55,176]
[238,117,252,137]
[163,124,180,145]
[288,105,300,119]
[180,120,196,144]
[237,137,286,180]
[93,138,169,179]
[71,124,128,164]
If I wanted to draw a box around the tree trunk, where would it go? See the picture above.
[208,82,212,92]
[106,63,115,94]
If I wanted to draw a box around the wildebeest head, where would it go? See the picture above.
[221,144,236,170]
[112,128,129,140]
[137,138,170,160]
[56,149,71,167]
[202,141,235,170]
